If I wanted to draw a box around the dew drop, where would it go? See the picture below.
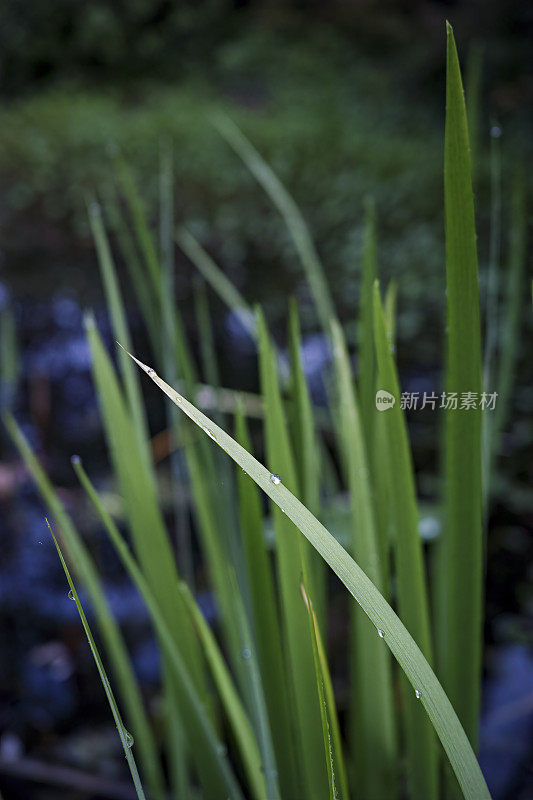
[125,731,134,748]
[217,742,227,757]
[414,689,421,700]
[270,474,281,486]
[71,454,81,466]
[377,628,385,639]
[202,426,217,442]
[490,125,502,139]
[241,647,251,660]
[147,368,156,377]
[68,590,75,600]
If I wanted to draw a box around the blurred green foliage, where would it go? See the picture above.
[0,15,529,365]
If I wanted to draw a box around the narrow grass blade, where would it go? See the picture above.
[87,317,207,682]
[331,317,398,799]
[384,280,398,344]
[301,585,336,800]
[235,407,301,800]
[373,283,438,800]
[177,226,256,340]
[257,309,329,800]
[122,347,491,800]
[141,213,257,689]
[308,587,350,800]
[440,22,483,752]
[101,181,161,353]
[194,278,221,392]
[114,153,160,291]
[358,197,378,449]
[87,317,220,795]
[0,305,18,408]
[213,114,336,335]
[157,140,193,795]
[371,278,398,599]
[70,460,246,800]
[288,299,326,629]
[48,523,147,800]
[179,581,269,800]
[3,413,166,800]
[88,199,151,472]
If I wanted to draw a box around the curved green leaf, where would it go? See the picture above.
[123,347,491,800]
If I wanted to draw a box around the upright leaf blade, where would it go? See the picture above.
[331,318,398,799]
[214,115,336,335]
[373,285,438,800]
[288,300,326,630]
[257,310,329,800]
[235,408,300,800]
[358,197,378,449]
[440,22,483,752]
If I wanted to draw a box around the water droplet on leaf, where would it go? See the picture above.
[270,474,281,485]
[202,426,217,442]
[241,647,251,660]
[125,731,134,748]
[377,628,385,638]
[68,590,75,600]
[414,689,421,700]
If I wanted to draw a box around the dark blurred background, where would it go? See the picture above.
[0,1,532,798]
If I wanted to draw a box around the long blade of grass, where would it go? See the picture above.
[0,305,18,408]
[331,316,398,799]
[48,522,147,800]
[373,283,438,800]
[70,460,246,800]
[440,22,483,752]
[179,581,269,800]
[122,346,491,800]
[87,318,215,795]
[101,180,161,353]
[288,299,326,629]
[158,139,192,797]
[308,586,350,800]
[257,310,329,800]
[88,199,151,472]
[194,277,221,392]
[301,584,336,800]
[86,316,204,680]
[213,114,336,335]
[177,226,256,340]
[235,408,300,800]
[3,413,166,800]
[371,279,398,599]
[358,197,378,449]
[114,153,161,291]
